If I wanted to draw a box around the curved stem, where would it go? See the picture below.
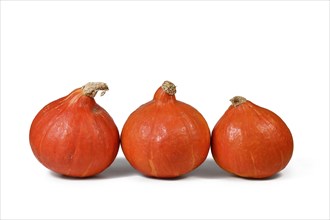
[82,82,109,97]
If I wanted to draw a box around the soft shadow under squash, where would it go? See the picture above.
[49,157,137,180]
[187,158,285,180]
[97,157,137,179]
[187,158,233,179]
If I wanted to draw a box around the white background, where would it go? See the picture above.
[1,1,329,219]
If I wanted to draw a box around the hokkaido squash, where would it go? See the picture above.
[211,96,294,178]
[29,82,120,178]
[121,81,210,178]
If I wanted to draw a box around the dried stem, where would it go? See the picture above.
[161,81,176,96]
[230,96,247,107]
[82,82,109,98]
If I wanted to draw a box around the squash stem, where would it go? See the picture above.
[161,81,176,96]
[82,82,109,97]
[230,96,247,107]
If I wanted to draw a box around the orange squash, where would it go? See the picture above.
[211,96,294,178]
[121,81,210,178]
[29,82,120,177]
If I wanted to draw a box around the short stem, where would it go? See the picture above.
[230,96,247,107]
[161,81,176,96]
[82,82,109,97]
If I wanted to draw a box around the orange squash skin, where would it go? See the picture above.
[211,97,294,179]
[29,85,119,178]
[121,82,210,178]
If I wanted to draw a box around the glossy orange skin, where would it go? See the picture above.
[121,87,210,178]
[29,88,120,177]
[211,100,293,179]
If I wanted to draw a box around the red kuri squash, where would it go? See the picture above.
[211,96,294,179]
[121,81,210,178]
[29,82,120,178]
